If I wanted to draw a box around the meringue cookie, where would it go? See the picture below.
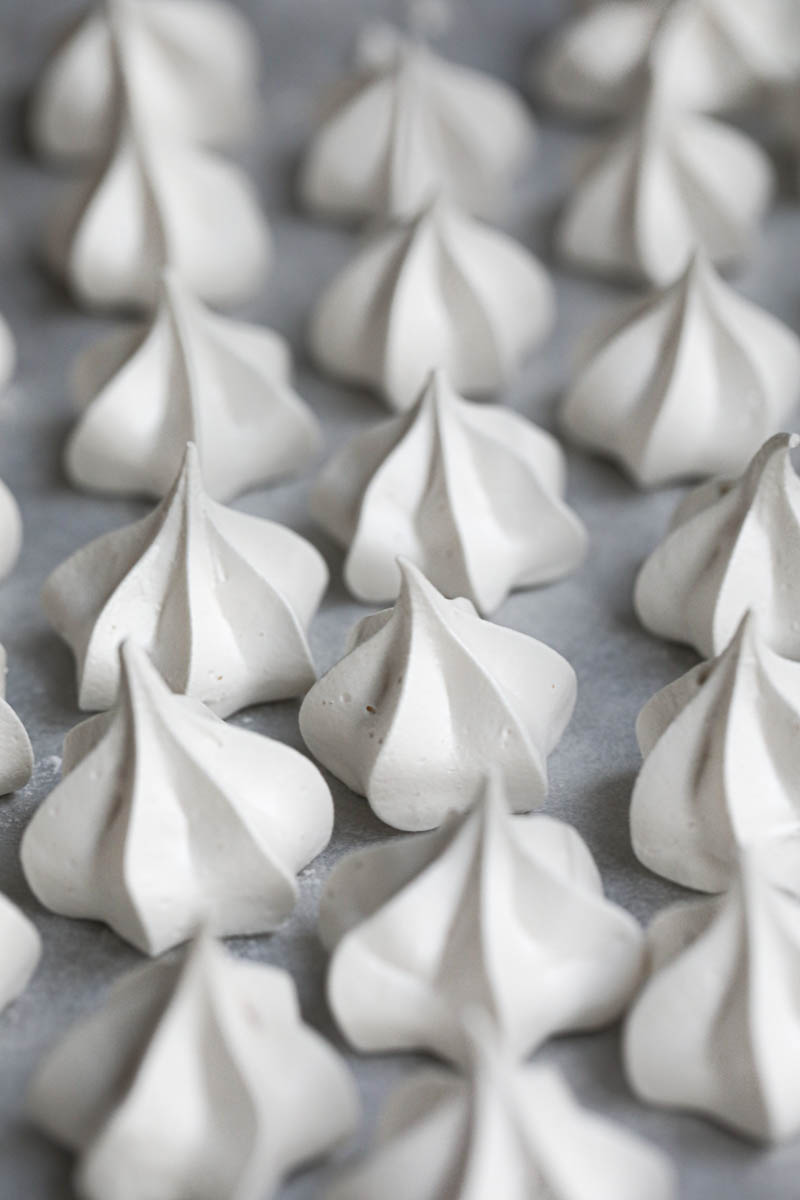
[0,476,22,582]
[42,443,326,714]
[45,21,270,313]
[28,932,360,1200]
[0,312,15,390]
[22,641,333,956]
[632,613,800,892]
[624,838,800,1142]
[30,0,259,162]
[310,371,587,611]
[0,645,34,795]
[635,434,800,658]
[300,559,577,831]
[300,24,534,221]
[561,254,800,487]
[557,93,774,284]
[537,0,799,119]
[0,893,40,1014]
[309,198,554,411]
[328,1023,676,1200]
[319,775,644,1063]
[66,270,321,502]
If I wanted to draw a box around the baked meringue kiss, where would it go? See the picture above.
[66,270,321,501]
[624,838,800,1142]
[561,254,800,487]
[0,312,15,391]
[0,475,22,583]
[30,0,260,162]
[28,933,360,1200]
[311,370,587,610]
[309,199,554,411]
[632,613,800,892]
[319,776,644,1062]
[0,645,34,795]
[329,1023,676,1200]
[42,443,326,714]
[301,24,535,221]
[45,14,270,311]
[557,92,774,284]
[300,560,577,831]
[635,434,800,658]
[0,893,40,1014]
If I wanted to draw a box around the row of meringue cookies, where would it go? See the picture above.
[533,0,800,489]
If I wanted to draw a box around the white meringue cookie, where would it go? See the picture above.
[632,613,800,892]
[28,932,360,1200]
[319,776,644,1063]
[624,837,800,1142]
[0,893,40,1014]
[300,559,577,832]
[21,641,333,956]
[0,312,15,391]
[45,20,270,313]
[30,0,260,162]
[328,1023,676,1200]
[537,0,799,119]
[0,644,34,796]
[0,476,22,582]
[561,254,800,487]
[557,93,774,284]
[310,370,587,611]
[635,434,800,658]
[309,198,554,412]
[42,443,326,715]
[66,270,321,502]
[300,24,534,221]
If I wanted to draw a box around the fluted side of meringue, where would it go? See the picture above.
[632,614,800,892]
[0,313,15,391]
[624,839,800,1142]
[301,26,535,221]
[311,371,587,611]
[42,443,326,714]
[309,199,554,411]
[557,96,774,284]
[561,254,800,487]
[319,777,644,1063]
[635,434,800,657]
[30,0,260,162]
[65,270,321,502]
[0,644,34,796]
[328,1023,676,1200]
[300,560,576,831]
[0,477,22,583]
[0,893,40,1014]
[22,642,333,955]
[28,933,360,1200]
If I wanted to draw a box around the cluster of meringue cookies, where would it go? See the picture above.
[2,0,800,1197]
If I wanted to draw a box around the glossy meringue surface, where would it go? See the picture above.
[0,476,22,584]
[30,0,260,163]
[22,641,333,955]
[0,644,34,796]
[537,0,800,118]
[28,933,360,1200]
[66,270,321,501]
[311,370,587,611]
[0,313,15,391]
[635,434,800,658]
[557,93,774,284]
[309,197,554,411]
[0,893,40,1014]
[319,776,644,1063]
[301,23,535,220]
[632,613,800,892]
[625,838,800,1142]
[561,254,800,487]
[42,443,326,714]
[300,559,577,831]
[329,1023,676,1200]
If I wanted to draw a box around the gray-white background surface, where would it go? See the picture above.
[0,0,798,1196]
